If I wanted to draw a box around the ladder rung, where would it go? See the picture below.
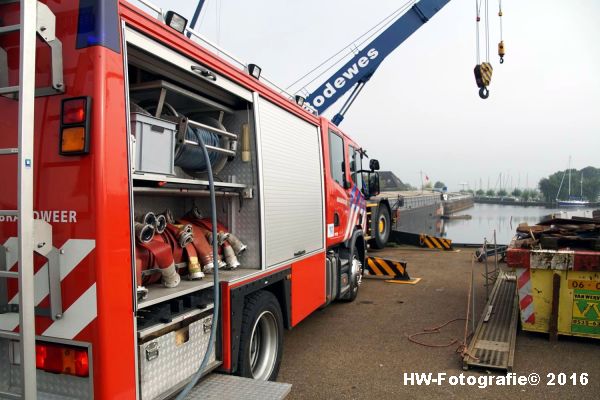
[0,86,19,95]
[0,329,19,341]
[0,148,18,155]
[0,390,21,400]
[0,210,18,216]
[0,270,18,279]
[0,24,20,35]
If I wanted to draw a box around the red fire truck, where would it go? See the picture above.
[0,1,381,398]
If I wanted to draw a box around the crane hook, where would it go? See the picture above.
[498,41,505,64]
[479,87,489,99]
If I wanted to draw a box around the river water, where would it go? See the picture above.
[442,203,596,245]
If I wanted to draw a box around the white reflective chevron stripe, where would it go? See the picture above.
[0,313,19,332]
[42,284,97,339]
[8,239,96,304]
[344,204,357,241]
[0,239,95,333]
[3,237,18,269]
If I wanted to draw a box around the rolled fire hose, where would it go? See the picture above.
[184,242,205,280]
[184,210,246,256]
[180,219,229,272]
[222,241,240,269]
[186,224,215,273]
[137,238,181,288]
[155,214,167,234]
[142,212,156,227]
[166,223,194,248]
[135,222,155,244]
[197,218,247,255]
[176,117,220,400]
[157,227,204,280]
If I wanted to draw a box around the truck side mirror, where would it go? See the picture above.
[369,159,380,171]
[364,172,380,199]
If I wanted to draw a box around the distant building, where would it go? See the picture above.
[379,171,413,191]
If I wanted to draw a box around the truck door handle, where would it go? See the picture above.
[294,250,306,257]
[191,65,217,81]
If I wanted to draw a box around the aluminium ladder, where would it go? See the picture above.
[0,1,64,398]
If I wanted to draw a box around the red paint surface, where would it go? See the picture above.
[0,2,135,398]
[573,251,600,272]
[291,253,326,326]
[506,248,531,268]
[220,282,231,372]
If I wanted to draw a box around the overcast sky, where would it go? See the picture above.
[146,0,600,191]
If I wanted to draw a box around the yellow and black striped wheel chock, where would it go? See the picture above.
[419,234,452,250]
[365,256,420,284]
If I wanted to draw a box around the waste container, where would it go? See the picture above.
[506,247,600,339]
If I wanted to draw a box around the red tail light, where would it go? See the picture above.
[62,98,87,124]
[35,342,90,377]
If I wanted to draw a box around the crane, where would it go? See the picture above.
[299,0,451,125]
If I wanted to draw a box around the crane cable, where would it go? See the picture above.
[474,0,493,99]
[286,0,416,94]
[485,0,490,63]
[498,0,505,63]
[475,0,480,65]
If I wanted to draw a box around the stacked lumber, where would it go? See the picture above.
[513,214,600,250]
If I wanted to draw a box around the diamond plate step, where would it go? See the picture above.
[463,271,519,372]
[185,374,291,400]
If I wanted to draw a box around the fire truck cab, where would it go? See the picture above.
[0,1,380,398]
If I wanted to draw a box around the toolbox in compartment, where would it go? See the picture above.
[131,112,177,175]
[138,312,216,400]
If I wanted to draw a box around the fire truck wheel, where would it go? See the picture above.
[371,205,391,249]
[342,248,362,302]
[238,290,283,381]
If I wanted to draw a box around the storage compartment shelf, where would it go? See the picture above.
[133,172,247,191]
[137,307,214,339]
[130,80,235,114]
[138,268,258,309]
[133,187,240,198]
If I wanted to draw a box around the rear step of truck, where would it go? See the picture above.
[184,374,291,400]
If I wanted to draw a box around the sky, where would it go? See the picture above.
[143,0,600,192]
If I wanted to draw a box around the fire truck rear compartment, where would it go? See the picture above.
[126,41,263,398]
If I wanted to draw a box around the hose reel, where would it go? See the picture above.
[174,116,231,176]
[135,100,236,176]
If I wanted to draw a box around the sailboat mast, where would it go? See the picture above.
[581,171,584,198]
[568,156,571,198]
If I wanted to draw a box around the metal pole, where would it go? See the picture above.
[187,0,206,38]
[18,0,38,398]
[484,238,489,301]
[471,269,475,333]
[493,229,498,277]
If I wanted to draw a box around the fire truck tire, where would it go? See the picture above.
[371,204,391,249]
[342,247,362,302]
[238,290,283,381]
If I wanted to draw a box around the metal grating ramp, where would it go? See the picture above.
[463,271,519,372]
[185,374,291,400]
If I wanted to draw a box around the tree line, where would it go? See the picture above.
[538,166,600,202]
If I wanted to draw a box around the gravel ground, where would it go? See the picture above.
[277,246,599,400]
